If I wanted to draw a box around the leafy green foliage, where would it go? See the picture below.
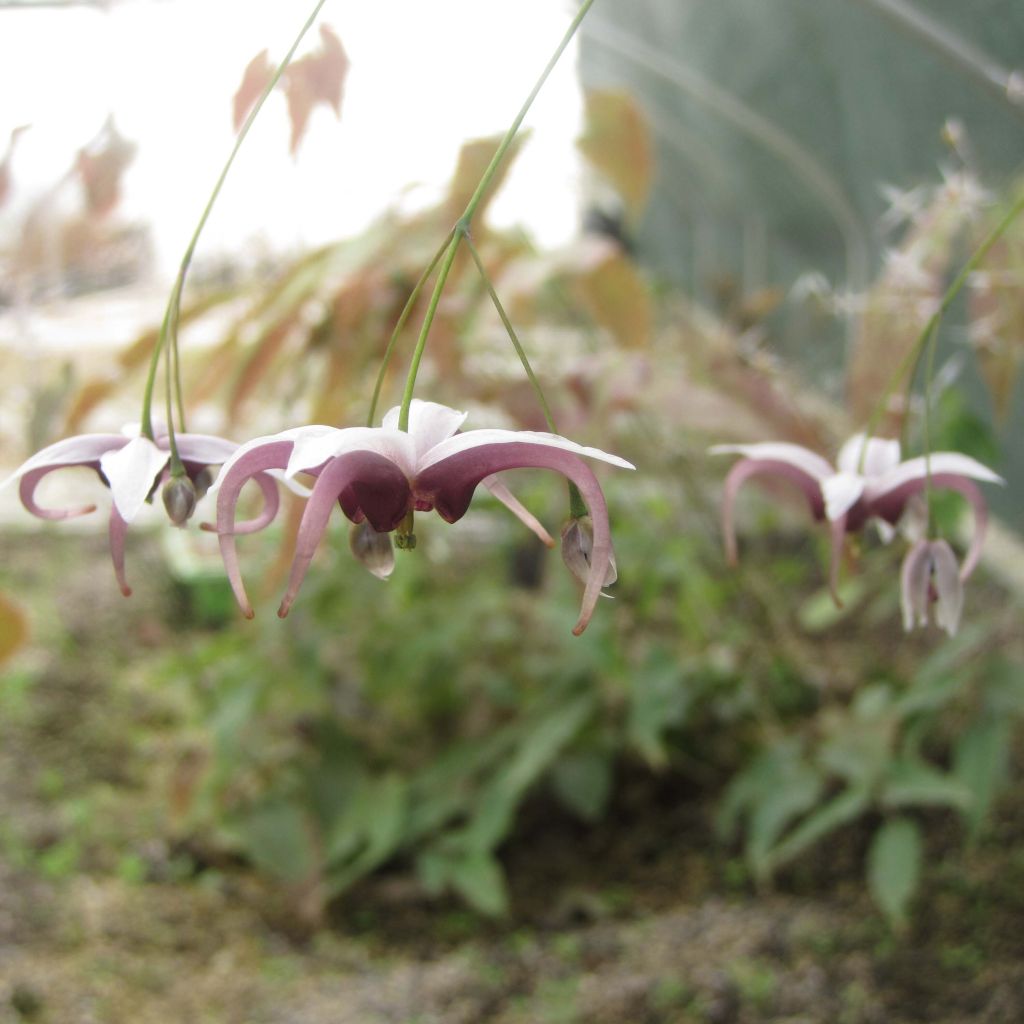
[868,818,922,930]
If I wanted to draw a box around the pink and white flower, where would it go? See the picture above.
[209,400,634,634]
[711,433,1002,599]
[1,428,279,595]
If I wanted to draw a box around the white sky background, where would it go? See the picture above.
[0,0,585,276]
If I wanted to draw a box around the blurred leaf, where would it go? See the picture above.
[868,818,922,930]
[75,117,135,217]
[325,771,407,873]
[718,741,824,881]
[818,686,896,787]
[0,590,28,667]
[797,576,868,633]
[445,133,525,224]
[953,715,1013,841]
[880,759,972,811]
[551,750,613,823]
[238,801,317,883]
[627,648,691,765]
[571,239,652,348]
[284,25,349,155]
[577,89,653,221]
[449,850,509,917]
[765,785,871,874]
[465,693,595,850]
[416,846,509,917]
[233,49,274,131]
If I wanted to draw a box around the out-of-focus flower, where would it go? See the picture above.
[900,538,963,635]
[711,434,1002,598]
[1,429,278,595]
[210,400,633,634]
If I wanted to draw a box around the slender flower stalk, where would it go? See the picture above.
[393,0,598,432]
[139,0,330,460]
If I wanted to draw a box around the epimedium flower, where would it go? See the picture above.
[1,428,280,596]
[209,399,634,634]
[900,538,963,636]
[711,433,1003,598]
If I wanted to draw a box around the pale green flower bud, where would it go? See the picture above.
[349,521,395,579]
[560,515,616,587]
[162,474,197,526]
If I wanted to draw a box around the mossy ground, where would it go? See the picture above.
[0,531,1021,1024]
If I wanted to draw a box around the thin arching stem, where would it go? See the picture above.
[396,0,598,432]
[140,0,330,447]
[365,227,455,427]
[464,233,557,433]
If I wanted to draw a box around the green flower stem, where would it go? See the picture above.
[365,227,455,427]
[463,233,587,518]
[464,234,556,432]
[859,185,1024,472]
[140,0,331,450]
[396,0,598,432]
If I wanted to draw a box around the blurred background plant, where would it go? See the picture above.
[1,1,1024,1020]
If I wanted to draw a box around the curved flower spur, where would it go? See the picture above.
[712,433,1003,617]
[1,430,280,596]
[210,400,634,635]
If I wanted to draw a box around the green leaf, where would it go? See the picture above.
[868,818,922,929]
[414,845,510,917]
[717,741,825,881]
[448,850,509,918]
[880,760,972,812]
[953,715,1013,841]
[237,801,316,883]
[325,771,407,872]
[765,786,871,874]
[465,694,595,850]
[551,751,613,824]
[627,650,691,765]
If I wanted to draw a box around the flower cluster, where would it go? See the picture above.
[712,433,1003,635]
[2,402,633,635]
[0,427,280,596]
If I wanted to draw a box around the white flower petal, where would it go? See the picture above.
[208,426,335,496]
[382,400,467,460]
[286,426,418,479]
[0,434,128,491]
[836,434,901,477]
[822,471,865,521]
[419,429,635,473]
[175,433,238,465]
[709,442,834,481]
[99,436,169,522]
[869,452,1004,498]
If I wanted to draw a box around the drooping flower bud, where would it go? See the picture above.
[162,474,198,526]
[561,515,617,587]
[900,538,963,636]
[349,521,395,579]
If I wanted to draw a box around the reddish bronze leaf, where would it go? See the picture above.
[577,90,654,222]
[233,48,275,131]
[76,118,136,217]
[284,24,349,155]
